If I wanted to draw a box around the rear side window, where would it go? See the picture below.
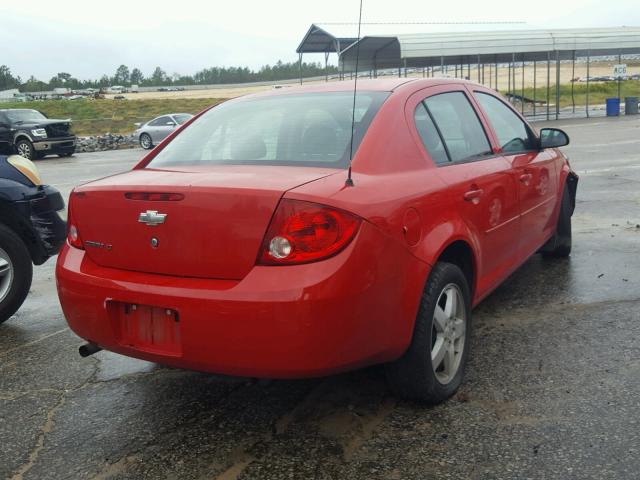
[475,92,536,153]
[414,103,449,165]
[424,92,492,162]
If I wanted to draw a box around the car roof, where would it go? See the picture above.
[238,78,476,100]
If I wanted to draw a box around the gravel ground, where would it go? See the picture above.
[1,115,639,480]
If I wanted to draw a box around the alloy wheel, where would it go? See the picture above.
[431,283,466,384]
[0,247,14,303]
[17,143,32,159]
[140,134,151,149]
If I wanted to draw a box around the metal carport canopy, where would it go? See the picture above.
[296,23,358,54]
[339,27,640,70]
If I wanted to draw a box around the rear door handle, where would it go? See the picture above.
[463,188,484,203]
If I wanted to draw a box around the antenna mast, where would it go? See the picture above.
[345,0,364,187]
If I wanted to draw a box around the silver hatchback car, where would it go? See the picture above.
[134,113,194,149]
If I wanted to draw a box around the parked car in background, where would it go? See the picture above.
[0,155,66,324]
[134,113,194,149]
[57,79,577,404]
[0,109,76,160]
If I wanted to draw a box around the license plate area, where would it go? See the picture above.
[109,302,182,356]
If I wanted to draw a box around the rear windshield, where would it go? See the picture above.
[147,91,389,169]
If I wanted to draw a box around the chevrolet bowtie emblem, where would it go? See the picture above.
[138,210,167,226]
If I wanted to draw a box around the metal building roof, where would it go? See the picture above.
[328,26,640,70]
[296,24,358,53]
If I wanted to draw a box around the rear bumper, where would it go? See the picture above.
[56,222,428,378]
[33,137,76,154]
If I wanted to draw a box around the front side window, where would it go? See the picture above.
[147,92,389,169]
[173,114,192,125]
[424,92,492,162]
[476,92,536,153]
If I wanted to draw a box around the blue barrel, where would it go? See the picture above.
[606,98,621,116]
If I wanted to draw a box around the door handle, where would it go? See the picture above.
[519,173,533,185]
[463,188,484,203]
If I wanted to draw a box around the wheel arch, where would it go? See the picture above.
[0,202,43,265]
[434,239,477,299]
[13,132,34,148]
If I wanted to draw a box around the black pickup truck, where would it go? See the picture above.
[0,109,76,160]
[0,154,66,323]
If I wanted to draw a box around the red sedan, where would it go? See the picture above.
[56,79,577,403]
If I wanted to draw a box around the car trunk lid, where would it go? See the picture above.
[72,165,338,279]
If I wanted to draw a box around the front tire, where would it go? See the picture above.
[15,139,35,160]
[542,185,572,258]
[139,133,153,150]
[0,224,33,325]
[385,262,472,404]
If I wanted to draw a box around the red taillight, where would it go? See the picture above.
[67,192,84,250]
[258,199,361,265]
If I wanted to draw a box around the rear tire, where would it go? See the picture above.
[140,133,153,150]
[385,262,472,404]
[542,185,572,258]
[0,224,33,325]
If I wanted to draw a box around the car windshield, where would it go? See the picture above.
[5,109,47,122]
[173,114,193,125]
[147,91,389,169]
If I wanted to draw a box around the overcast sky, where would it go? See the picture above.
[2,0,639,81]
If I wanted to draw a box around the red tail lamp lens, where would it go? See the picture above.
[67,193,84,250]
[258,199,361,265]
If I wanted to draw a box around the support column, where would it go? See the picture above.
[586,50,591,118]
[299,53,303,85]
[617,51,622,100]
[546,51,551,121]
[508,57,512,100]
[325,52,330,82]
[571,50,576,113]
[555,50,561,120]
[533,60,537,117]
[521,58,525,114]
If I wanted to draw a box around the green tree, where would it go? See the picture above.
[0,65,21,90]
[150,66,167,85]
[114,65,130,85]
[130,68,144,85]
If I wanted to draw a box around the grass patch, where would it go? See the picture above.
[0,98,224,136]
[507,80,640,108]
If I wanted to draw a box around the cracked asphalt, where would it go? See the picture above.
[2,116,640,480]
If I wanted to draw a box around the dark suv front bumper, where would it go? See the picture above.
[33,137,76,156]
[14,185,67,264]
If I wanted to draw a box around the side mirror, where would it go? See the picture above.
[540,128,569,149]
[166,121,176,127]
